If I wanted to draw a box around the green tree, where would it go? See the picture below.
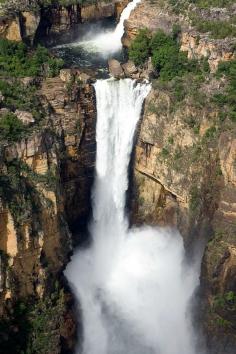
[129,29,150,66]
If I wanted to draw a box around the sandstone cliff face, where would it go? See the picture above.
[131,81,236,354]
[0,70,97,352]
[0,0,129,44]
[123,0,235,72]
[125,1,236,352]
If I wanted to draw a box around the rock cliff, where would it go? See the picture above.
[123,0,235,72]
[0,0,129,44]
[0,70,97,353]
[124,1,236,352]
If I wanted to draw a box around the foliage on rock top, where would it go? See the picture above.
[129,28,200,81]
[0,39,64,78]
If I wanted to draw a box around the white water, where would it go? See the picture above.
[55,0,141,55]
[65,79,200,354]
[64,1,201,353]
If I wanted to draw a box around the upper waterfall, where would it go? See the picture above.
[73,0,141,55]
[93,78,150,225]
[55,0,141,56]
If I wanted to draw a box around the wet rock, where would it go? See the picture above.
[108,59,124,79]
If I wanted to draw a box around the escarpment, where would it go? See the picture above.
[0,69,97,353]
[0,0,129,44]
[121,1,236,352]
[123,0,235,72]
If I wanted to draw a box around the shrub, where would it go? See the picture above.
[0,79,45,121]
[0,113,26,142]
[151,30,197,81]
[0,39,64,77]
[214,60,236,122]
[129,29,198,81]
[129,29,150,66]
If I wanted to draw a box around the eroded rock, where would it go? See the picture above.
[108,59,124,78]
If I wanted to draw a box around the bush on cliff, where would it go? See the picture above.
[0,112,26,142]
[129,29,150,66]
[213,60,236,121]
[0,39,64,77]
[129,28,198,81]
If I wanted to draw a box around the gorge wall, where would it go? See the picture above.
[0,70,97,353]
[123,1,236,352]
[0,0,129,44]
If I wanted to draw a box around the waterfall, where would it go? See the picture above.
[65,79,200,354]
[56,0,141,55]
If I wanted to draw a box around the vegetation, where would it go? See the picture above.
[191,16,236,39]
[0,158,57,226]
[0,286,66,354]
[129,28,199,81]
[128,29,150,66]
[189,0,235,8]
[213,60,236,122]
[0,39,63,78]
[0,112,26,142]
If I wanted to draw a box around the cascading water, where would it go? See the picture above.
[65,1,202,353]
[65,80,200,354]
[55,0,141,56]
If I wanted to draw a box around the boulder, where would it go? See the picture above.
[20,77,36,87]
[0,108,9,115]
[15,110,34,125]
[108,59,124,79]
[5,18,21,41]
[122,60,138,76]
[60,69,73,83]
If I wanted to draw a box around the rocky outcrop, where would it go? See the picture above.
[40,72,96,229]
[123,0,235,72]
[130,79,236,352]
[0,16,22,41]
[0,69,97,352]
[0,0,130,43]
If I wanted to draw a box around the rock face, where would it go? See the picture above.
[0,16,22,41]
[0,0,130,43]
[122,2,236,351]
[0,70,97,352]
[131,82,236,353]
[123,0,235,72]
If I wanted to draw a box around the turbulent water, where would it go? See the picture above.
[64,1,201,353]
